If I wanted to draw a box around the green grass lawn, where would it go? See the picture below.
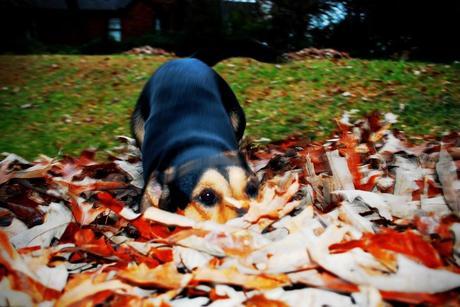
[1,55,459,160]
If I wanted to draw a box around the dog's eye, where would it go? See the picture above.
[198,189,218,206]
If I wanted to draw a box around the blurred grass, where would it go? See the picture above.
[0,55,459,160]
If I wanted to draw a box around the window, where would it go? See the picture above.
[108,18,122,42]
[154,18,161,32]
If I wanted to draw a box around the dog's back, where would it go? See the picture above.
[135,58,239,180]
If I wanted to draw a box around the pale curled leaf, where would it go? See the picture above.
[436,148,460,214]
[242,172,300,225]
[326,150,355,190]
[114,160,144,189]
[174,246,213,271]
[11,202,72,249]
[174,226,269,258]
[380,193,418,219]
[393,155,423,196]
[245,231,313,274]
[351,286,385,307]
[303,223,460,293]
[259,287,358,307]
[0,157,53,185]
[35,264,69,292]
[71,197,106,225]
[143,206,197,228]
[339,201,377,233]
[171,297,210,307]
[0,278,34,307]
[118,262,192,289]
[56,275,134,307]
[193,266,290,290]
[1,218,28,238]
[333,190,392,220]
[420,196,451,216]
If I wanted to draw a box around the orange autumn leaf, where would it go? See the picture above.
[74,149,98,167]
[97,192,175,240]
[193,267,290,290]
[57,272,133,307]
[72,180,127,195]
[106,294,147,307]
[74,228,115,257]
[8,271,61,302]
[337,130,381,191]
[380,289,459,305]
[245,294,289,307]
[337,131,367,189]
[83,290,114,306]
[329,228,443,268]
[150,248,173,263]
[131,218,174,240]
[110,245,160,269]
[209,288,229,301]
[0,231,60,302]
[0,230,16,259]
[69,198,105,225]
[316,271,359,293]
[111,245,173,269]
[117,262,190,289]
[97,191,125,214]
[432,215,460,260]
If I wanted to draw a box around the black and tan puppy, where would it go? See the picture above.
[131,58,258,223]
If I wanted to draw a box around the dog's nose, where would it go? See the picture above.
[224,196,243,209]
[223,196,248,217]
[236,207,248,217]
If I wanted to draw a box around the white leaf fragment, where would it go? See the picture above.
[11,202,72,248]
[262,287,357,307]
[174,246,212,271]
[0,278,34,307]
[303,223,460,293]
[436,148,460,214]
[115,160,144,189]
[393,155,423,196]
[143,206,197,228]
[333,190,392,220]
[246,231,312,274]
[35,263,69,291]
[326,150,355,190]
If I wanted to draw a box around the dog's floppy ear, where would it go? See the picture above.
[140,171,170,212]
[140,167,190,213]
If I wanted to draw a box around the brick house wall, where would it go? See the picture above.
[122,1,156,39]
[0,0,174,47]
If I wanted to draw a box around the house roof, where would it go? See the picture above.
[0,0,134,10]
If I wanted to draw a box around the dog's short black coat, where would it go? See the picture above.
[131,58,253,214]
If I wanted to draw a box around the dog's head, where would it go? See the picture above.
[142,152,259,223]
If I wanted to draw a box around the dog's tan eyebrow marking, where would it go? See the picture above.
[227,166,247,199]
[223,196,243,209]
[192,169,230,199]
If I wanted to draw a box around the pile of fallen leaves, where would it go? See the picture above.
[285,48,350,61]
[124,46,175,56]
[1,112,460,306]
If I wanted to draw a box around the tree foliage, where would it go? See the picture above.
[259,0,337,50]
[315,0,460,61]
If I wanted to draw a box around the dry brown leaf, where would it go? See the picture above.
[194,266,290,290]
[117,262,191,290]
